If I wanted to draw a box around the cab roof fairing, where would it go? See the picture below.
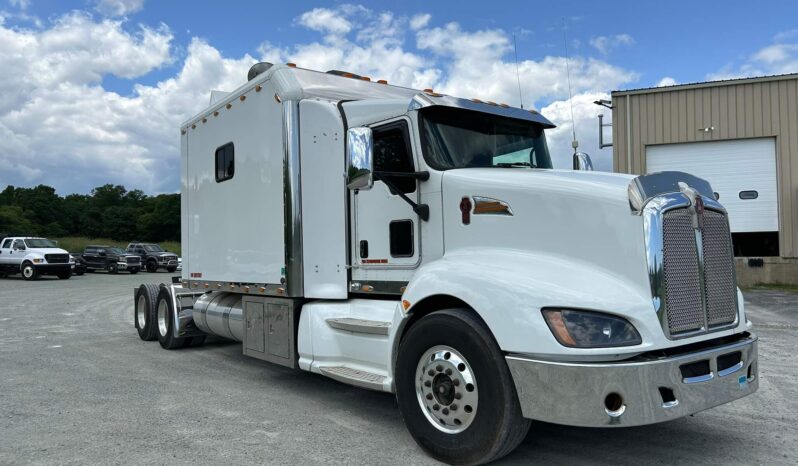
[408,93,557,129]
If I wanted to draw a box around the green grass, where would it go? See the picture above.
[743,283,798,294]
[54,237,181,256]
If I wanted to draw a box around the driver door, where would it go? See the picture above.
[350,119,421,284]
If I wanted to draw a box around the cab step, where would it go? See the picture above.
[319,365,387,390]
[326,317,391,336]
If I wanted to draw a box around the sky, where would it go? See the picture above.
[1,0,797,194]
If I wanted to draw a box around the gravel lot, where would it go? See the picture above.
[1,273,796,465]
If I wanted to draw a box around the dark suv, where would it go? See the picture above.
[82,246,141,274]
[126,242,178,273]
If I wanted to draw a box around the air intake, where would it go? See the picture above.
[247,62,274,81]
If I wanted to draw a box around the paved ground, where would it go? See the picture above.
[0,273,796,465]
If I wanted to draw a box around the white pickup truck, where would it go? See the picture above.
[0,237,74,280]
[133,62,758,465]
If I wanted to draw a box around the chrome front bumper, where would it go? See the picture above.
[506,334,758,427]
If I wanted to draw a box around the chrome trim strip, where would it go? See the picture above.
[682,372,714,384]
[349,280,408,295]
[718,361,744,377]
[283,100,304,297]
[185,279,286,296]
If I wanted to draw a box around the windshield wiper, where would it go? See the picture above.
[495,162,536,168]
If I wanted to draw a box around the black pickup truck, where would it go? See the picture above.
[126,242,178,273]
[81,245,141,274]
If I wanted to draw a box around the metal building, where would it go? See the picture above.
[610,73,798,285]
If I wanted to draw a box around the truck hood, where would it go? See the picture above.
[441,168,650,295]
[28,247,70,255]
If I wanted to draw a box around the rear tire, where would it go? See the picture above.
[21,262,39,281]
[395,310,530,465]
[146,260,157,273]
[134,284,159,341]
[156,287,187,349]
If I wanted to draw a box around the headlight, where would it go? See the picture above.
[542,309,642,348]
[32,258,44,264]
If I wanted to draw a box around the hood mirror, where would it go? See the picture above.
[573,152,594,171]
[346,127,374,190]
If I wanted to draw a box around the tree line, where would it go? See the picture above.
[0,184,179,242]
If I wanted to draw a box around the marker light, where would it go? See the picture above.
[542,309,642,348]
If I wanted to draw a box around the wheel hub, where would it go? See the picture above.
[415,345,478,434]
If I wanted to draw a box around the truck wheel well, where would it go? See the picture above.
[400,294,491,344]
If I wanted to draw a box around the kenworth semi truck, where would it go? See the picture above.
[133,62,758,465]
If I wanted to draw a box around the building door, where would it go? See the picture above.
[646,138,778,234]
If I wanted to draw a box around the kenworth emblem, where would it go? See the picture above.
[694,195,705,231]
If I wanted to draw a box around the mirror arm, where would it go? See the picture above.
[373,173,430,222]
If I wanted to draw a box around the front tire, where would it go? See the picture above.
[155,287,187,349]
[21,262,39,281]
[57,272,71,279]
[146,260,157,273]
[166,266,177,273]
[134,284,159,341]
[107,263,118,274]
[396,310,530,465]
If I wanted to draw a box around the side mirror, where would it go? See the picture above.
[346,127,374,190]
[573,152,594,171]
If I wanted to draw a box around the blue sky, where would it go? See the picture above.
[1,0,797,194]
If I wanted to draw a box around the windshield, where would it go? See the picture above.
[419,106,553,170]
[24,238,58,248]
[143,244,164,252]
[109,247,126,255]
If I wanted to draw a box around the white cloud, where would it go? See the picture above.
[656,76,678,87]
[297,7,352,36]
[589,34,634,55]
[9,0,31,10]
[96,0,145,16]
[0,5,637,194]
[708,31,798,80]
[409,13,430,31]
[541,92,614,171]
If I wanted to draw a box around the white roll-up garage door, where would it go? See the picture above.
[646,138,778,233]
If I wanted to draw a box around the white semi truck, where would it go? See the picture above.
[133,62,758,465]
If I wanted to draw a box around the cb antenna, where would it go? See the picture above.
[513,34,524,109]
[562,18,578,154]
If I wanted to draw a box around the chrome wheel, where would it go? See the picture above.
[136,295,147,329]
[22,265,34,279]
[415,345,478,434]
[157,300,169,337]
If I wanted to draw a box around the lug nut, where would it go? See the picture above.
[426,393,433,400]
[445,368,452,375]
[455,393,462,399]
[424,380,431,387]
[436,365,443,372]
[442,408,449,415]
[450,404,458,410]
[428,370,435,376]
[453,379,460,386]
[433,404,439,411]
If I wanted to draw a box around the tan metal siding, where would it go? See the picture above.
[612,76,798,257]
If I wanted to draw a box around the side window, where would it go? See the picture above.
[215,142,235,182]
[13,240,24,249]
[372,122,415,194]
[85,247,95,254]
[389,220,414,257]
[2,239,11,248]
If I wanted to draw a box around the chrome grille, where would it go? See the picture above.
[660,206,738,337]
[126,256,140,265]
[702,211,738,327]
[662,209,704,334]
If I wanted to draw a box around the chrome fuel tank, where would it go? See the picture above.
[192,292,244,342]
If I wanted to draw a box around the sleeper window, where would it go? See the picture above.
[215,142,235,182]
